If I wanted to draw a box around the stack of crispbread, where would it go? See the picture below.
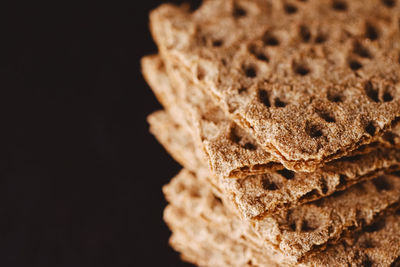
[142,0,400,266]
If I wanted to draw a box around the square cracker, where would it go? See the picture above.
[148,109,400,218]
[142,55,400,178]
[165,202,400,267]
[164,168,400,263]
[150,0,400,172]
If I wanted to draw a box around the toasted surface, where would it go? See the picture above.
[165,200,400,267]
[150,0,400,171]
[142,55,279,178]
[164,169,400,262]
[165,204,281,267]
[149,109,400,218]
[143,55,400,177]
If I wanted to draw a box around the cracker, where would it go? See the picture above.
[164,169,400,262]
[142,55,279,179]
[150,0,400,172]
[164,205,280,267]
[143,55,400,178]
[149,109,400,218]
[165,201,400,267]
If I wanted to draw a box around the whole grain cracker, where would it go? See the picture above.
[164,169,400,262]
[142,55,279,179]
[149,109,400,218]
[165,201,400,267]
[143,55,400,178]
[150,0,400,172]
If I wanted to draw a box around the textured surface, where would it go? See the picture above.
[142,55,279,179]
[165,199,400,267]
[143,55,400,178]
[164,169,400,263]
[148,109,400,218]
[150,0,400,172]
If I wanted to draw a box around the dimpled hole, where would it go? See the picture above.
[306,123,323,138]
[196,65,206,80]
[277,168,295,179]
[262,177,279,190]
[327,91,343,102]
[212,39,223,47]
[332,0,348,11]
[284,3,298,14]
[263,32,280,46]
[255,52,269,62]
[317,110,336,123]
[383,91,393,102]
[299,25,311,42]
[365,23,379,41]
[249,45,269,62]
[233,4,247,18]
[361,257,373,267]
[365,121,376,136]
[243,142,257,150]
[229,127,242,144]
[382,0,396,7]
[258,89,271,107]
[301,220,318,232]
[372,177,393,191]
[214,196,222,204]
[315,33,327,43]
[293,63,310,76]
[364,81,379,102]
[243,65,257,78]
[349,59,362,70]
[353,42,371,58]
[238,87,247,94]
[274,97,287,107]
[289,221,297,231]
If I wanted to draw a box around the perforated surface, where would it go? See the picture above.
[148,108,400,218]
[150,0,400,171]
[143,55,400,179]
[164,170,400,266]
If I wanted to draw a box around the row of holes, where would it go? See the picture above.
[233,0,397,19]
[229,127,257,151]
[283,175,396,236]
[188,0,396,15]
[211,20,380,49]
[242,54,379,79]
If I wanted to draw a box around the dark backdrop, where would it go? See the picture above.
[2,1,201,266]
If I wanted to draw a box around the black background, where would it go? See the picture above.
[3,1,202,266]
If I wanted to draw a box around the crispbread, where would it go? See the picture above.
[148,110,205,172]
[150,0,400,172]
[165,201,400,267]
[148,109,400,218]
[142,55,279,179]
[164,205,280,267]
[164,169,400,262]
[142,55,400,178]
